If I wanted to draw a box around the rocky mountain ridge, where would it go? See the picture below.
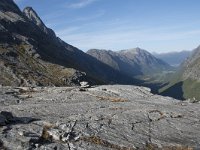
[23,7,57,39]
[0,0,136,86]
[87,48,173,78]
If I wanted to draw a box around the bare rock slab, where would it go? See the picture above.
[0,85,200,149]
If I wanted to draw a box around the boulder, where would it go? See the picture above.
[0,111,14,122]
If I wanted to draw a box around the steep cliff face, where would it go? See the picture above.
[0,0,136,86]
[23,7,56,37]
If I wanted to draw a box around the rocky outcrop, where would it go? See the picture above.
[23,7,48,33]
[0,0,21,14]
[23,7,56,37]
[0,85,199,149]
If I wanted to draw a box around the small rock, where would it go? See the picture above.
[80,81,90,88]
[61,136,68,142]
[74,135,80,141]
[17,94,32,99]
[35,144,39,148]
[68,143,76,149]
[18,131,24,136]
[1,111,14,122]
[59,124,70,132]
[15,87,33,93]
[16,99,21,104]
[47,128,61,141]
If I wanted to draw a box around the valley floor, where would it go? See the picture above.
[0,85,199,149]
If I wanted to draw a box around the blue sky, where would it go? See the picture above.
[14,0,200,53]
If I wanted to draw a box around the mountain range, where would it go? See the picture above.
[154,50,192,67]
[1,1,200,149]
[1,0,200,101]
[87,48,173,78]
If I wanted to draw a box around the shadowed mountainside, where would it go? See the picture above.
[0,0,138,86]
[160,46,200,101]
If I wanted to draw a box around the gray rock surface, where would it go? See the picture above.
[0,85,199,149]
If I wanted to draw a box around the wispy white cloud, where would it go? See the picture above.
[44,10,105,29]
[73,10,105,22]
[55,22,200,52]
[67,0,98,9]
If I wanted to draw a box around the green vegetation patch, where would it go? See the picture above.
[182,79,200,101]
[160,78,200,101]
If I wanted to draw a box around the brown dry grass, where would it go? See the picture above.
[96,95,128,102]
[40,123,55,141]
[81,136,193,150]
[149,110,166,121]
[163,146,193,150]
[145,143,193,150]
[81,136,134,150]
[109,107,124,110]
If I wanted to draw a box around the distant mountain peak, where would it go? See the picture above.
[119,47,151,57]
[133,47,143,51]
[120,47,144,52]
[87,48,173,77]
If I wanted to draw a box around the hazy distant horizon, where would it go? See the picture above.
[15,0,200,53]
